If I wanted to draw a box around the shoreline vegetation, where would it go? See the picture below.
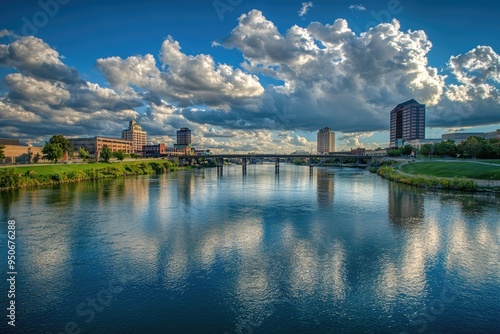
[0,160,185,191]
[2,159,499,192]
[370,160,500,192]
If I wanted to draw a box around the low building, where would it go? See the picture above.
[0,139,45,164]
[68,137,133,158]
[173,144,192,155]
[143,144,167,157]
[486,129,500,139]
[441,132,485,144]
[408,138,442,150]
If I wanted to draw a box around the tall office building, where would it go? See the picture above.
[390,99,425,147]
[122,119,147,153]
[317,127,335,154]
[177,127,192,145]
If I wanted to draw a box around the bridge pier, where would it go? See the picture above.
[275,159,279,175]
[217,157,224,176]
[242,158,247,174]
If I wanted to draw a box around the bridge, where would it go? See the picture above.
[179,153,386,175]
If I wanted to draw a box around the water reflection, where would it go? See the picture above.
[316,168,334,208]
[1,166,499,333]
[388,182,425,227]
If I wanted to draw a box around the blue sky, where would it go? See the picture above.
[1,0,499,152]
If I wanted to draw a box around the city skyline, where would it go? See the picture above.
[1,0,499,152]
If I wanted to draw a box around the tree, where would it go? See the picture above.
[79,147,89,162]
[42,142,64,162]
[420,143,433,157]
[113,150,126,161]
[387,149,402,157]
[33,153,41,163]
[42,135,74,162]
[434,140,457,157]
[401,145,413,156]
[49,135,73,156]
[99,145,112,163]
[458,136,486,158]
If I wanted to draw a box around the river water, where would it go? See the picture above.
[1,164,499,333]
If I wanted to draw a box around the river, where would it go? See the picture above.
[1,164,499,333]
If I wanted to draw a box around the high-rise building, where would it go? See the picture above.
[317,127,335,154]
[122,119,147,153]
[177,127,192,145]
[390,99,425,147]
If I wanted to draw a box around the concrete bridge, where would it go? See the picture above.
[179,153,385,175]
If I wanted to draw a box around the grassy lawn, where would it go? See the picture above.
[478,159,500,165]
[3,160,163,176]
[400,161,500,180]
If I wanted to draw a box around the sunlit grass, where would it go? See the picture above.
[400,161,500,180]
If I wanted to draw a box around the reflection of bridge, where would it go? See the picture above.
[179,154,385,175]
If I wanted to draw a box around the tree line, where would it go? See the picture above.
[388,136,500,159]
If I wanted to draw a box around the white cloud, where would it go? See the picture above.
[349,4,366,11]
[222,10,446,132]
[298,2,313,17]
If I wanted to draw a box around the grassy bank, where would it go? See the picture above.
[399,161,500,180]
[0,160,183,190]
[377,166,478,191]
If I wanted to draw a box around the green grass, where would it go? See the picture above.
[400,161,500,180]
[6,161,151,176]
[477,159,500,165]
[0,160,182,190]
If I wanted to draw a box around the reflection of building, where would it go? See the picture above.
[317,127,335,154]
[122,119,147,153]
[68,137,132,158]
[388,182,424,226]
[177,127,191,145]
[0,139,44,164]
[390,99,425,147]
[316,168,334,208]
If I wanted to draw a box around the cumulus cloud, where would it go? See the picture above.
[222,10,445,132]
[299,2,313,17]
[0,36,143,141]
[0,36,83,84]
[349,4,366,11]
[96,36,264,112]
[429,46,500,128]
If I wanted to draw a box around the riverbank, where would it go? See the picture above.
[0,160,185,191]
[373,160,500,192]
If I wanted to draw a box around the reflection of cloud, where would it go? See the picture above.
[446,219,500,285]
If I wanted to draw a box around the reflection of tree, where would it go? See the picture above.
[316,168,334,209]
[388,182,424,227]
[0,188,21,218]
[439,192,500,218]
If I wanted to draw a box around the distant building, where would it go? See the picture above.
[122,119,147,153]
[441,132,485,144]
[68,137,133,158]
[0,138,44,164]
[317,127,335,154]
[486,129,500,139]
[409,138,442,150]
[390,99,425,147]
[142,144,167,157]
[440,129,499,144]
[177,127,192,145]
